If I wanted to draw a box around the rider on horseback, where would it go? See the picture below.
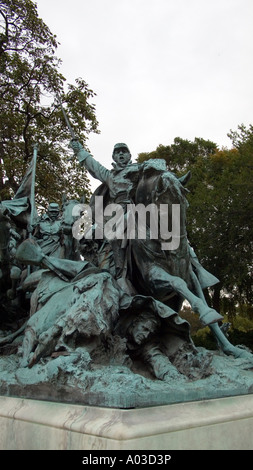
[69,139,223,328]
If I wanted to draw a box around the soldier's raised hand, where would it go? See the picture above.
[69,139,83,154]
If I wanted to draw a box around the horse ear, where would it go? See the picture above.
[178,171,191,186]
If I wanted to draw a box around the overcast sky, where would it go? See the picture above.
[36,0,253,190]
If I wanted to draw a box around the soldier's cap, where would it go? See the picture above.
[112,143,131,155]
[48,202,60,212]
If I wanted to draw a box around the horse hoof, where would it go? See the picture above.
[199,308,223,326]
[229,346,253,360]
[20,357,29,368]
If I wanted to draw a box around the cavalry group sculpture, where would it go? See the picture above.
[0,139,252,407]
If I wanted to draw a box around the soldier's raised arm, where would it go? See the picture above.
[70,139,110,184]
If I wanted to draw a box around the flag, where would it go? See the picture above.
[14,155,36,200]
[1,146,38,228]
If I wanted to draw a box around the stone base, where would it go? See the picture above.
[0,394,253,450]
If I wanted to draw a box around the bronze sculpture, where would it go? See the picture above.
[0,139,252,407]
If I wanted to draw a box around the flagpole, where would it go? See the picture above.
[30,143,38,233]
[26,144,38,280]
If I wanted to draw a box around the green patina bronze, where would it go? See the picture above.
[0,139,252,408]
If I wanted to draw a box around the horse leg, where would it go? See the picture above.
[19,327,37,367]
[148,266,223,326]
[191,271,253,359]
[28,324,62,368]
[208,323,253,358]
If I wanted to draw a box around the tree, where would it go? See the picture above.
[0,0,99,207]
[186,145,253,311]
[137,137,218,174]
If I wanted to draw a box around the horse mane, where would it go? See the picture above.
[154,171,189,206]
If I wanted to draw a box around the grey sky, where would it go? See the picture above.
[35,0,253,190]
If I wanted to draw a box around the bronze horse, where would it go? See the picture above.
[127,165,251,359]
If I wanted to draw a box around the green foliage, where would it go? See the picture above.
[227,329,253,351]
[226,313,253,332]
[237,303,253,321]
[192,327,217,350]
[0,0,99,207]
[138,137,217,173]
[187,133,253,309]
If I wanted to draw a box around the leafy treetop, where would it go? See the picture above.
[0,0,99,207]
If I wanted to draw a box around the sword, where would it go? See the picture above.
[55,92,77,141]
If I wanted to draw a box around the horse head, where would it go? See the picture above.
[135,159,190,204]
[134,162,191,244]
